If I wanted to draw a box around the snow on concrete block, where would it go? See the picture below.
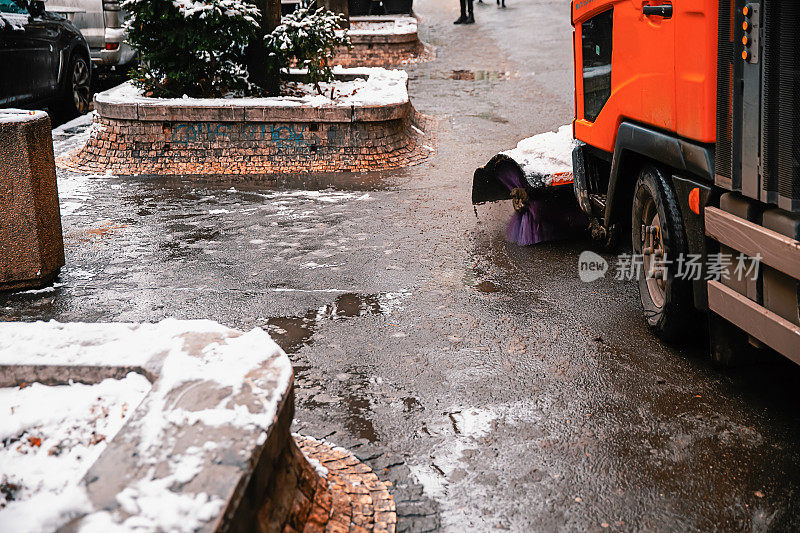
[0,319,296,532]
[0,109,65,292]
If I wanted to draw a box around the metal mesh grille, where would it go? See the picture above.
[761,0,779,196]
[775,2,800,204]
[716,0,734,181]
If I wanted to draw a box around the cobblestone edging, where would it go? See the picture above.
[333,16,434,68]
[291,434,397,533]
[57,82,436,176]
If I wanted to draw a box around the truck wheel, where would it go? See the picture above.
[59,54,91,119]
[631,165,693,342]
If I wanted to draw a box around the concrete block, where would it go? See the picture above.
[0,110,64,291]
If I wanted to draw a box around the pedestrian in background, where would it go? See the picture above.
[455,0,475,24]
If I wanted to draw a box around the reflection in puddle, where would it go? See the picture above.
[265,290,410,354]
[449,69,514,81]
[474,280,499,293]
[269,290,411,443]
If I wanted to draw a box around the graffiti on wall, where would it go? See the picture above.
[172,123,319,152]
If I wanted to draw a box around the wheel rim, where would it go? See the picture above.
[641,197,667,308]
[72,59,90,114]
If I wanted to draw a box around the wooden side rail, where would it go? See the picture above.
[705,206,800,279]
[707,280,800,364]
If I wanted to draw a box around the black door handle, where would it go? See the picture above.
[643,4,673,18]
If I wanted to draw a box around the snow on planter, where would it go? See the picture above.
[0,319,295,532]
[333,16,431,67]
[0,374,151,532]
[58,68,436,176]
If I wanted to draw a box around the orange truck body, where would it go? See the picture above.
[567,0,800,364]
[571,0,718,151]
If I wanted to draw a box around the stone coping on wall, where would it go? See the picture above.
[346,15,420,44]
[93,71,410,124]
[0,320,293,531]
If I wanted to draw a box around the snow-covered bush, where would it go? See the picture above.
[266,7,351,94]
[122,0,261,97]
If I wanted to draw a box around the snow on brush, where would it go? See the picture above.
[96,67,408,108]
[501,125,576,186]
[0,374,151,533]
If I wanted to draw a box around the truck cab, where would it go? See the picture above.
[571,0,800,365]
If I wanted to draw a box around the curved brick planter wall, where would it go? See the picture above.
[59,78,435,176]
[333,16,433,67]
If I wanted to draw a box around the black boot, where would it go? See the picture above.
[454,15,468,23]
[464,0,475,23]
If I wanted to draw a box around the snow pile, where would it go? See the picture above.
[0,374,151,532]
[0,109,42,123]
[502,125,576,186]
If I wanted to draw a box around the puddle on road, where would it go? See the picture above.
[449,69,515,81]
[270,290,411,443]
[474,280,500,293]
[264,290,410,354]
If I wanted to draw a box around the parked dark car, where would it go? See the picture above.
[0,0,92,118]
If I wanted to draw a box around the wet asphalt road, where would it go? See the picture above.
[5,0,800,530]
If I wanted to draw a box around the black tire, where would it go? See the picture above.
[631,165,693,342]
[59,54,91,119]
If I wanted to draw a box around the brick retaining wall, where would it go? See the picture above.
[58,81,436,176]
[333,39,430,68]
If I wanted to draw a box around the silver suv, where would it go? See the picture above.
[49,0,135,69]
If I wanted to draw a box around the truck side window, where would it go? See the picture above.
[582,9,613,122]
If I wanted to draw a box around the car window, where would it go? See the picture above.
[0,0,27,14]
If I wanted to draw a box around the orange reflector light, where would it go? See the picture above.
[105,42,119,50]
[743,20,749,31]
[743,5,749,16]
[742,50,749,60]
[742,36,748,45]
[550,172,574,186]
[688,187,700,215]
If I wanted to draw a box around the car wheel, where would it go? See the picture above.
[631,165,693,342]
[60,54,91,118]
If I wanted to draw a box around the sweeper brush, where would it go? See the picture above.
[472,126,587,245]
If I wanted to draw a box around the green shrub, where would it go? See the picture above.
[122,0,261,97]
[266,7,351,94]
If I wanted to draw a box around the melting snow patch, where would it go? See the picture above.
[0,374,151,532]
